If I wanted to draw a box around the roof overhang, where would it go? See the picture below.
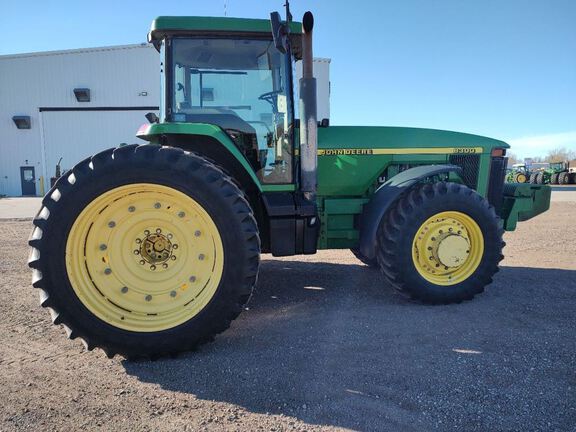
[148,16,302,41]
[148,16,303,58]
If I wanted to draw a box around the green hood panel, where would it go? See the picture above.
[317,126,508,151]
[316,126,508,196]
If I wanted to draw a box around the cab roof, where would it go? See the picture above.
[148,16,302,42]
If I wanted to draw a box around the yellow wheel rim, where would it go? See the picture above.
[412,211,484,286]
[516,173,527,183]
[65,183,224,332]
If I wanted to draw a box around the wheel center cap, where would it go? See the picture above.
[140,232,173,264]
[436,235,470,268]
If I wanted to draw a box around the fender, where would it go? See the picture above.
[136,122,262,191]
[358,164,462,260]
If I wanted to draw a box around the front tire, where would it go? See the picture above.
[28,145,260,358]
[351,248,379,268]
[376,182,504,304]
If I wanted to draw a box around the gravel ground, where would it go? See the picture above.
[0,197,574,431]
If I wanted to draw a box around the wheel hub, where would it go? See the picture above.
[412,211,484,286]
[136,229,176,268]
[436,234,470,267]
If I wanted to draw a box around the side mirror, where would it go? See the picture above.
[145,112,159,124]
[270,12,288,54]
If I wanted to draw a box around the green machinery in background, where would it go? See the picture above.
[506,163,529,184]
[28,5,551,358]
[529,161,575,185]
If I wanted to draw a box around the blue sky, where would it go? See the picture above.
[2,0,575,158]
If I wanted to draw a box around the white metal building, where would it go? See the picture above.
[0,44,330,196]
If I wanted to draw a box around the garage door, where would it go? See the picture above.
[41,109,156,176]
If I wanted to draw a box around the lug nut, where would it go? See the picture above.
[178,211,185,218]
[198,254,205,261]
[99,244,107,251]
[135,238,142,244]
[162,263,168,269]
[154,202,161,209]
[121,286,128,294]
[189,276,196,282]
[139,260,145,265]
[156,228,162,234]
[134,250,140,255]
[108,221,116,228]
[128,206,135,212]
[173,244,178,250]
[170,291,177,297]
[104,268,112,275]
[170,255,177,261]
[145,295,152,302]
[194,230,201,237]
[150,265,156,271]
[167,233,173,239]
[144,230,150,236]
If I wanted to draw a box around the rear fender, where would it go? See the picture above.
[137,122,262,192]
[358,164,462,260]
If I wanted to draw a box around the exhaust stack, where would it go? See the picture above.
[299,11,317,202]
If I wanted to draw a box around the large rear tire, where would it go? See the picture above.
[529,173,538,184]
[28,145,260,359]
[376,182,504,304]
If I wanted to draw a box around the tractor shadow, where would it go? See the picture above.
[123,260,576,431]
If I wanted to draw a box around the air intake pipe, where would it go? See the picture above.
[299,11,317,202]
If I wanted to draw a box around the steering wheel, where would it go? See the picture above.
[258,90,283,101]
[258,90,283,109]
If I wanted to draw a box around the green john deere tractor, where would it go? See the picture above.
[28,7,551,358]
[548,161,574,185]
[506,164,529,184]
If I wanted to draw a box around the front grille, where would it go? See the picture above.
[487,156,507,215]
[449,154,480,188]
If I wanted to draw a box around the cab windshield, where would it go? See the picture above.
[167,37,294,184]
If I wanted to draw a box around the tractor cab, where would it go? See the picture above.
[147,17,304,185]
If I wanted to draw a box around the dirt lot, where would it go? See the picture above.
[0,195,575,432]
